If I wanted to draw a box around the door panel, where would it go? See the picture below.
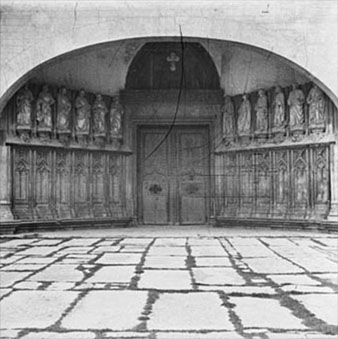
[141,131,170,224]
[177,130,208,224]
[138,126,210,224]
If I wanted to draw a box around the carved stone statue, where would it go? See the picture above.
[75,89,91,134]
[255,89,268,133]
[92,94,107,135]
[16,84,33,128]
[56,87,71,132]
[237,94,251,135]
[288,84,305,130]
[110,95,124,139]
[307,84,325,127]
[222,95,235,139]
[36,85,54,129]
[272,85,285,129]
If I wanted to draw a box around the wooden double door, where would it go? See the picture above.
[138,125,210,225]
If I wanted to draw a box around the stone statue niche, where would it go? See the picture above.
[272,85,286,142]
[287,83,305,140]
[92,93,108,146]
[109,95,124,149]
[16,84,34,141]
[237,93,251,144]
[75,89,91,145]
[36,84,55,140]
[307,84,325,133]
[254,89,268,142]
[222,95,235,146]
[56,86,72,144]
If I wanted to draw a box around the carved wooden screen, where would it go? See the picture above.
[216,144,331,220]
[11,145,127,220]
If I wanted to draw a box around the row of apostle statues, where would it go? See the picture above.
[222,83,326,143]
[16,84,124,145]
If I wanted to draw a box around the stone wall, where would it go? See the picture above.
[0,0,337,111]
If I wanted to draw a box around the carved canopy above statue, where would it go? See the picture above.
[126,42,220,90]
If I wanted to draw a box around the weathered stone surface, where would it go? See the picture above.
[103,332,150,338]
[243,257,304,274]
[154,238,187,247]
[199,286,276,294]
[119,238,153,246]
[148,293,234,331]
[230,297,306,329]
[147,246,187,256]
[86,266,135,284]
[144,255,187,268]
[294,294,338,325]
[21,332,96,339]
[32,239,64,246]
[315,273,338,284]
[156,331,244,339]
[28,264,84,282]
[282,285,335,293]
[16,246,60,256]
[267,274,320,286]
[266,332,338,339]
[194,257,232,267]
[191,246,227,257]
[1,264,48,271]
[61,291,147,330]
[188,238,221,247]
[1,239,37,247]
[0,291,78,329]
[13,281,43,290]
[0,271,31,287]
[0,288,12,299]
[193,267,246,285]
[0,329,21,338]
[63,238,99,247]
[138,270,192,290]
[15,257,58,265]
[47,282,76,290]
[96,253,142,265]
[91,246,121,253]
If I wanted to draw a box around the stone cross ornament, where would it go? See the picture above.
[166,52,180,71]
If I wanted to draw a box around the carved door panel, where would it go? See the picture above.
[138,126,210,225]
[140,130,170,224]
[176,129,209,224]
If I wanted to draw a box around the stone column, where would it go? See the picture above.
[0,145,14,220]
[328,141,338,222]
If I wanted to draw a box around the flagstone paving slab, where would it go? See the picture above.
[243,257,304,274]
[230,297,307,329]
[314,273,338,284]
[86,266,135,284]
[0,271,32,287]
[103,332,150,338]
[267,274,321,286]
[143,255,187,268]
[193,267,246,285]
[15,246,60,256]
[0,239,37,247]
[198,285,276,294]
[96,253,142,265]
[154,238,187,246]
[0,291,78,329]
[138,270,192,290]
[265,332,338,339]
[194,256,232,267]
[20,332,96,339]
[191,246,227,257]
[28,264,84,282]
[147,246,187,256]
[155,331,244,339]
[61,291,147,330]
[148,292,234,331]
[62,238,100,247]
[1,264,49,271]
[15,257,58,265]
[293,294,338,326]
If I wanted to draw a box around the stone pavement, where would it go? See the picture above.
[0,227,337,339]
